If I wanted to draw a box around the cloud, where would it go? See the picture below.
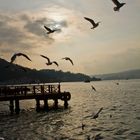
[22,14,68,36]
[0,12,68,55]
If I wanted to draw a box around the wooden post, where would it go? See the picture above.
[15,99,20,114]
[44,99,49,110]
[33,86,36,95]
[41,85,44,94]
[58,83,61,93]
[36,99,40,112]
[48,85,51,93]
[54,99,58,109]
[64,100,68,109]
[9,100,14,115]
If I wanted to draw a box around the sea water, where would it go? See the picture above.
[0,79,140,140]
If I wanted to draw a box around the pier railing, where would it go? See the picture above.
[0,83,71,114]
[0,84,61,97]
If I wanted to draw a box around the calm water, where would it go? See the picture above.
[0,80,140,140]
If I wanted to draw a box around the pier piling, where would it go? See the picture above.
[9,100,14,115]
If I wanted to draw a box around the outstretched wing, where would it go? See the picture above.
[68,58,74,65]
[18,53,32,61]
[40,54,50,63]
[44,25,52,32]
[10,54,17,63]
[112,0,120,6]
[97,107,103,115]
[84,17,96,26]
[91,85,96,91]
[52,61,59,66]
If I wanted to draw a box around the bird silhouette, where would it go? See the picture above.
[62,57,74,65]
[44,25,58,34]
[84,17,100,29]
[91,85,96,91]
[112,0,126,11]
[92,107,103,119]
[10,53,32,63]
[81,123,86,130]
[40,55,59,67]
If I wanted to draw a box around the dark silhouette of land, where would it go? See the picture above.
[94,69,140,80]
[0,58,101,84]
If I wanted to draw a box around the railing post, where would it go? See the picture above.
[58,83,61,93]
[33,86,36,95]
[41,85,44,94]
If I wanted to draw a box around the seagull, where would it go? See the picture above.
[92,107,103,119]
[82,123,86,130]
[91,85,96,91]
[112,0,126,11]
[84,17,100,29]
[62,57,74,65]
[10,53,32,63]
[40,55,59,67]
[44,25,58,34]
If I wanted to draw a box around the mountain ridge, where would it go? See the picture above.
[0,58,100,84]
[94,69,140,80]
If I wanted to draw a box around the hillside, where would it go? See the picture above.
[0,58,100,84]
[94,69,140,80]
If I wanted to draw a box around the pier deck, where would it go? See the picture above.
[0,83,71,114]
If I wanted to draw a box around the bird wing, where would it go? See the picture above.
[112,0,120,6]
[52,61,59,66]
[44,26,52,32]
[40,55,50,63]
[17,53,32,61]
[10,54,17,63]
[84,17,96,26]
[68,58,74,65]
[97,107,103,115]
[91,85,96,91]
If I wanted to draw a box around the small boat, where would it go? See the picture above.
[84,79,90,83]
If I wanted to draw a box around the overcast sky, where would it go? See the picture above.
[0,0,140,75]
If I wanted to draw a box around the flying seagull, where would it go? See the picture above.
[81,123,86,130]
[84,17,100,29]
[10,53,32,63]
[91,85,96,91]
[44,25,58,34]
[112,0,126,11]
[40,55,59,67]
[62,57,74,65]
[92,107,103,119]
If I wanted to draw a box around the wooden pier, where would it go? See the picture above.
[0,83,71,114]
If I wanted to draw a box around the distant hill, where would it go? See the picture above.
[0,58,100,84]
[94,69,140,80]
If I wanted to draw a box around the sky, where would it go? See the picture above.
[0,0,140,75]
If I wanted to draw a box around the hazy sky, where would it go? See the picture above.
[0,0,140,75]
